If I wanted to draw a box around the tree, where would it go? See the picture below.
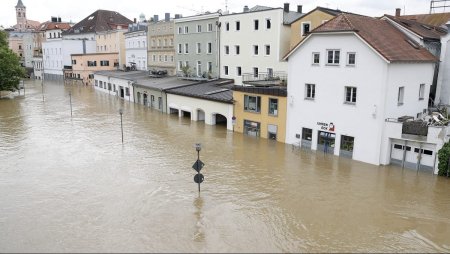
[0,30,25,92]
[437,141,450,176]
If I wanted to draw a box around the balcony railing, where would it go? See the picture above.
[242,71,287,86]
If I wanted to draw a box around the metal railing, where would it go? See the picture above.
[242,71,287,86]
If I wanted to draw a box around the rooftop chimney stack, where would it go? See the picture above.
[58,17,61,22]
[395,8,401,17]
[154,15,159,22]
[175,14,181,19]
[134,18,137,23]
[243,5,249,12]
[165,13,170,22]
[297,5,302,13]
[284,3,290,12]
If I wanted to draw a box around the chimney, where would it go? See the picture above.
[395,8,401,17]
[58,17,61,22]
[243,5,249,12]
[134,18,137,23]
[284,3,290,12]
[175,14,181,19]
[165,13,170,22]
[154,15,159,22]
[51,16,57,22]
[297,5,302,13]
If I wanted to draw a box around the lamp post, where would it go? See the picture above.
[119,108,124,144]
[69,91,73,118]
[193,143,205,193]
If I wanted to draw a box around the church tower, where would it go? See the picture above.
[15,0,27,31]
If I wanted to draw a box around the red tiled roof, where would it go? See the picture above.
[401,13,450,27]
[39,21,71,31]
[384,15,446,40]
[313,13,437,62]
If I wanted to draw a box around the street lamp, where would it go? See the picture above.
[192,143,204,193]
[69,91,73,118]
[119,108,124,144]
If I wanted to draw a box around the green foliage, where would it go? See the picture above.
[0,31,25,92]
[181,64,191,77]
[437,141,450,176]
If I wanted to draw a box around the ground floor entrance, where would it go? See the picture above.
[390,139,436,172]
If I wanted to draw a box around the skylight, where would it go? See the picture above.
[88,16,94,20]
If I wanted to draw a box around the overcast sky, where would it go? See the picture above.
[0,0,435,27]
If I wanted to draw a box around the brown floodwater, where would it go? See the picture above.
[0,80,449,253]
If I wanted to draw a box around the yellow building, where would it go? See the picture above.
[232,86,287,143]
[95,29,127,68]
[65,53,119,85]
[289,7,342,50]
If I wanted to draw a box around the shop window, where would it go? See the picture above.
[244,95,261,113]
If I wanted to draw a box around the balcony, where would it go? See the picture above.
[242,71,287,86]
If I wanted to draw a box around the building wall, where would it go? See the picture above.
[167,93,233,130]
[8,34,24,64]
[148,20,176,75]
[125,30,148,70]
[219,9,288,85]
[286,32,434,166]
[233,90,287,142]
[70,53,119,85]
[43,39,64,79]
[22,32,34,68]
[96,29,127,67]
[134,86,167,112]
[94,74,135,102]
[436,33,450,105]
[174,13,220,78]
[289,10,336,49]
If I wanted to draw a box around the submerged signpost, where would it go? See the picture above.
[193,143,205,193]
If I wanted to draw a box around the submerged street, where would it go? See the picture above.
[0,80,449,252]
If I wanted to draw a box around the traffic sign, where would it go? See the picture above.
[194,174,204,184]
[192,159,205,172]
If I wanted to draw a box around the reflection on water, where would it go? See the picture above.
[0,80,449,252]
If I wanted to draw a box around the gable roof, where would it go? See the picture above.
[383,15,447,40]
[401,13,450,27]
[285,13,437,63]
[63,9,132,35]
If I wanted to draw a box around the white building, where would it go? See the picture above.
[94,71,136,102]
[284,14,444,173]
[125,22,148,70]
[219,3,303,85]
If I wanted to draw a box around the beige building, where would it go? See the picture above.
[147,15,176,75]
[95,29,127,69]
[8,33,24,65]
[289,7,342,50]
[66,53,119,85]
[232,86,287,143]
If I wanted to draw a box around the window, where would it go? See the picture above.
[340,135,354,152]
[419,84,425,100]
[95,80,98,86]
[197,25,202,33]
[254,20,259,30]
[347,52,356,66]
[100,60,109,66]
[244,120,261,137]
[125,87,130,96]
[208,23,213,31]
[197,61,202,76]
[178,44,182,54]
[87,61,97,66]
[225,45,230,55]
[266,19,271,29]
[235,45,240,55]
[226,22,229,31]
[269,98,278,116]
[237,66,242,76]
[207,42,212,54]
[164,55,168,62]
[302,128,312,141]
[312,52,320,65]
[153,55,156,62]
[89,74,94,79]
[197,43,201,54]
[244,95,261,113]
[184,26,189,33]
[305,84,315,100]
[72,59,77,65]
[178,27,183,34]
[265,45,270,55]
[345,86,357,104]
[185,43,189,54]
[208,62,212,73]
[253,45,259,55]
[236,21,240,31]
[108,83,112,91]
[327,49,340,64]
[178,61,183,71]
[224,66,229,75]
[398,86,404,105]
[301,22,311,36]
[253,67,259,78]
